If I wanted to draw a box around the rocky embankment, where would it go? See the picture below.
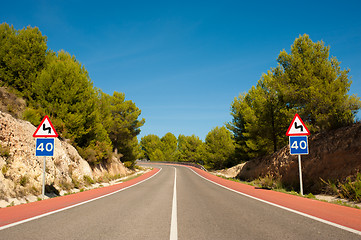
[0,111,131,206]
[234,123,361,193]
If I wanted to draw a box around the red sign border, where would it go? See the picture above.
[286,113,310,136]
[33,115,58,138]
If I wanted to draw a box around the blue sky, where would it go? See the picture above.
[1,1,361,140]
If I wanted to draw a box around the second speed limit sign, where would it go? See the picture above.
[36,138,55,156]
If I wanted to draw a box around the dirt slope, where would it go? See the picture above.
[237,122,361,193]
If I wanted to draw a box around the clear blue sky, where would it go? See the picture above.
[1,1,361,140]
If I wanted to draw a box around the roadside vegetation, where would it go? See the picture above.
[0,23,144,168]
[140,34,361,202]
[1,22,360,203]
[140,127,235,169]
[216,174,360,209]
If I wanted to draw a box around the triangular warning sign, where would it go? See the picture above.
[33,115,58,138]
[286,113,310,136]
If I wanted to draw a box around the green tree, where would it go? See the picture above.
[204,126,235,169]
[149,148,165,162]
[177,134,205,164]
[140,134,163,161]
[34,50,112,164]
[161,132,177,161]
[228,71,289,160]
[276,34,360,131]
[0,23,47,100]
[107,91,145,163]
[228,34,360,161]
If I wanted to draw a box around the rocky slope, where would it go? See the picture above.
[0,111,130,203]
[236,122,361,193]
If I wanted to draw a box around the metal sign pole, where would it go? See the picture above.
[298,154,303,195]
[42,156,46,199]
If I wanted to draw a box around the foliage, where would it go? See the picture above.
[253,175,283,190]
[228,34,361,160]
[140,134,163,161]
[140,130,235,169]
[83,175,95,185]
[20,175,29,187]
[0,23,47,100]
[204,126,235,169]
[123,161,135,169]
[177,134,205,164]
[0,143,10,158]
[140,133,177,162]
[161,133,177,161]
[2,165,8,175]
[0,23,144,166]
[276,34,360,131]
[105,91,145,162]
[22,107,44,126]
[339,182,359,201]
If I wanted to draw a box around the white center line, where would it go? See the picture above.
[170,167,178,240]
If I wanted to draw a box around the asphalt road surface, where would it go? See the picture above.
[0,164,360,239]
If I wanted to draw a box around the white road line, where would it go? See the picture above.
[0,168,162,231]
[189,168,361,236]
[170,167,178,240]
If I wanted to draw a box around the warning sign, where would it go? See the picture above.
[33,115,58,138]
[286,113,310,136]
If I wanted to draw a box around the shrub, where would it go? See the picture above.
[2,165,8,175]
[338,173,361,202]
[0,144,10,158]
[124,161,134,169]
[321,173,361,202]
[71,177,81,189]
[255,175,283,190]
[83,175,95,185]
[20,175,29,187]
[22,107,43,126]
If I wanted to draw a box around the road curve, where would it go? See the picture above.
[0,164,360,240]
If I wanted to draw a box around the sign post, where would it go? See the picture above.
[33,116,58,199]
[286,114,310,195]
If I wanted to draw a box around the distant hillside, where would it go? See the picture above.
[236,122,361,196]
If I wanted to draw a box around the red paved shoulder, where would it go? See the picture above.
[189,166,361,233]
[0,168,160,228]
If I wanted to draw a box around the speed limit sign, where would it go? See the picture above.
[36,138,55,156]
[289,136,309,155]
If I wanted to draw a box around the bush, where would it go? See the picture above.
[20,175,29,187]
[0,144,10,158]
[255,175,283,190]
[123,161,134,169]
[321,173,361,202]
[22,107,44,126]
[2,165,8,175]
[83,175,95,185]
[339,173,361,202]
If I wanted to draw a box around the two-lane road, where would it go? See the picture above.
[1,164,360,239]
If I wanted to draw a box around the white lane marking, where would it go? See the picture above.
[0,168,162,231]
[170,167,178,240]
[189,168,361,236]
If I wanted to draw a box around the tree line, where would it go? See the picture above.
[0,23,144,167]
[141,34,360,169]
[1,23,359,170]
[140,127,235,169]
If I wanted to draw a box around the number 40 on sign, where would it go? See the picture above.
[36,138,55,156]
[289,136,309,155]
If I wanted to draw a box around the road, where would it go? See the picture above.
[0,164,360,239]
